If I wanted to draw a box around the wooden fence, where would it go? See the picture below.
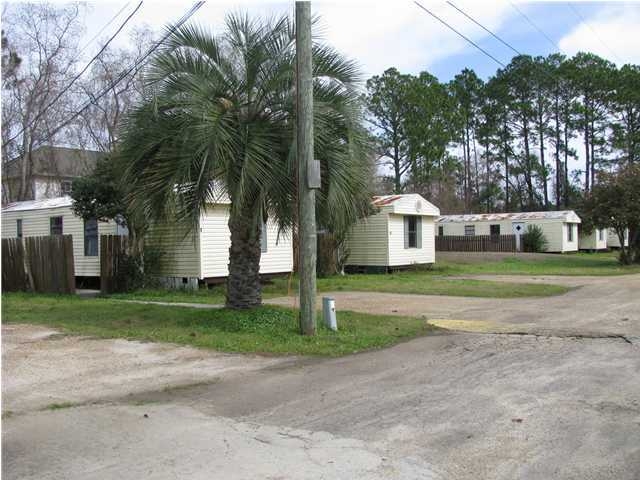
[2,238,28,291]
[436,234,516,252]
[1,235,75,293]
[100,234,129,294]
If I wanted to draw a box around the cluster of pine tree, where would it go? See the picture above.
[367,53,640,214]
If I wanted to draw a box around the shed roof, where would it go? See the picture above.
[372,194,440,216]
[2,196,73,212]
[2,193,232,213]
[438,210,581,223]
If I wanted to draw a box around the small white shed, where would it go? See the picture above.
[1,196,120,277]
[436,210,582,253]
[344,194,440,271]
[147,202,294,287]
[578,227,608,250]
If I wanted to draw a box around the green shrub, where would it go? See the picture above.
[522,224,549,253]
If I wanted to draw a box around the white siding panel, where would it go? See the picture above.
[608,229,629,248]
[387,194,440,216]
[199,206,293,278]
[1,205,117,276]
[199,206,231,278]
[260,221,294,274]
[345,212,389,266]
[387,214,436,266]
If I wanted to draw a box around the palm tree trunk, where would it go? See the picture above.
[226,207,262,309]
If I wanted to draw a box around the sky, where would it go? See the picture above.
[76,0,640,83]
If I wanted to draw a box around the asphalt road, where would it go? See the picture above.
[3,274,639,480]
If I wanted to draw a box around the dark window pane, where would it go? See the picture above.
[50,216,63,235]
[17,219,23,238]
[490,224,500,236]
[407,216,417,248]
[84,218,98,256]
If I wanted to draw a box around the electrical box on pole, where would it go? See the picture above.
[308,159,321,189]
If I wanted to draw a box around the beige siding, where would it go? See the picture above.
[387,214,436,266]
[579,228,608,250]
[146,222,201,279]
[199,206,293,278]
[1,206,117,276]
[345,212,389,266]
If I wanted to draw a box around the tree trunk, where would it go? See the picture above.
[393,139,402,193]
[584,99,590,192]
[554,95,561,209]
[503,118,510,211]
[522,118,534,208]
[539,115,548,209]
[590,118,596,187]
[563,116,570,207]
[226,207,262,309]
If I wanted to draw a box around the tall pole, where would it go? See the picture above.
[296,1,317,336]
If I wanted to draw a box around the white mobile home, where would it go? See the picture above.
[1,197,120,277]
[578,227,608,251]
[146,202,293,288]
[344,194,440,271]
[437,210,582,253]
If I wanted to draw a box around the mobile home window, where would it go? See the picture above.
[61,180,72,194]
[84,218,98,256]
[438,225,444,236]
[464,225,475,236]
[567,223,574,242]
[490,224,500,236]
[598,229,604,241]
[260,220,268,253]
[16,219,23,239]
[50,216,63,235]
[404,216,421,249]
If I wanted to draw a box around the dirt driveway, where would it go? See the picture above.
[268,274,640,338]
[3,274,640,480]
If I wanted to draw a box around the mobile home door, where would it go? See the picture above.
[512,222,525,251]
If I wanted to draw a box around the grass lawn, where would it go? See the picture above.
[105,252,635,306]
[2,293,438,357]
[111,272,571,305]
[437,251,640,276]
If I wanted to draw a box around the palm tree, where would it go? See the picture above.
[117,14,372,309]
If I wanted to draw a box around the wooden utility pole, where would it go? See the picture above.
[296,1,317,336]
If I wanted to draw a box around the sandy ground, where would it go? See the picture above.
[1,323,291,413]
[3,274,640,479]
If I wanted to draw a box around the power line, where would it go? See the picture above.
[446,1,522,57]
[13,2,205,149]
[565,2,622,63]
[508,0,561,53]
[77,2,133,59]
[446,2,566,87]
[7,1,144,146]
[413,1,506,68]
